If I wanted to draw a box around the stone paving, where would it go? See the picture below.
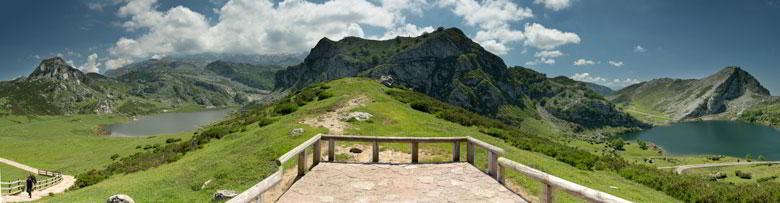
[277,162,526,203]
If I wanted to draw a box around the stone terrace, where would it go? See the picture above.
[277,162,525,203]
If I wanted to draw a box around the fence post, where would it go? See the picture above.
[411,142,419,163]
[544,183,554,203]
[313,139,321,168]
[467,141,475,165]
[452,141,461,162]
[372,141,379,163]
[497,164,505,185]
[328,139,335,162]
[488,151,498,179]
[297,151,306,177]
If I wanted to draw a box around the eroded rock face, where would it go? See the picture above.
[274,28,642,129]
[28,57,86,83]
[612,66,772,121]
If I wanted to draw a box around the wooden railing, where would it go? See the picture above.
[229,134,632,203]
[0,169,63,195]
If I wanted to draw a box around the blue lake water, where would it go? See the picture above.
[622,121,780,160]
[107,109,232,137]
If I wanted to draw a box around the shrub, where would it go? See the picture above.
[758,176,778,182]
[736,170,753,179]
[410,102,432,113]
[165,138,182,143]
[609,138,625,151]
[317,91,333,100]
[257,117,276,127]
[110,154,120,161]
[274,103,299,115]
[638,140,648,150]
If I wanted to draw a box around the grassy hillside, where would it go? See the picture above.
[0,115,191,174]
[739,101,780,128]
[1,162,32,182]
[43,78,676,202]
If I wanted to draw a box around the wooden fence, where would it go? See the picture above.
[228,134,632,203]
[1,169,63,195]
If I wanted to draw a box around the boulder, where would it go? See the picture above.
[213,190,239,201]
[107,194,135,203]
[349,148,363,153]
[345,112,373,121]
[289,128,305,137]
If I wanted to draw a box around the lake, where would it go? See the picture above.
[107,109,233,137]
[622,121,780,160]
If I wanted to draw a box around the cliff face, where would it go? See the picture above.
[274,28,644,129]
[612,67,772,120]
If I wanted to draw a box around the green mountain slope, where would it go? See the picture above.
[274,27,643,130]
[739,99,780,128]
[611,67,775,123]
[42,78,676,202]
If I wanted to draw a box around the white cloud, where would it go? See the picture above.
[105,58,132,70]
[571,72,641,88]
[533,0,571,11]
[634,45,646,53]
[374,24,435,40]
[106,0,429,69]
[78,53,101,73]
[608,60,624,67]
[523,23,580,50]
[440,0,533,55]
[573,58,595,66]
[534,50,563,58]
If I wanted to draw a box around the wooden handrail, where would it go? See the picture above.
[466,136,504,155]
[227,168,284,203]
[321,135,467,143]
[276,134,322,165]
[497,157,632,203]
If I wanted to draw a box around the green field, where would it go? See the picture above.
[37,78,678,202]
[686,164,780,184]
[0,115,192,175]
[0,162,32,182]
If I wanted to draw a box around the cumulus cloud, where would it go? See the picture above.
[608,60,624,67]
[533,0,571,11]
[571,72,641,89]
[78,53,101,73]
[105,58,132,70]
[523,23,580,50]
[573,58,595,66]
[106,0,429,70]
[440,0,533,55]
[526,50,562,65]
[634,45,646,53]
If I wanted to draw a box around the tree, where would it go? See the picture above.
[638,140,648,150]
[609,138,625,151]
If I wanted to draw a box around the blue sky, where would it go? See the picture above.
[0,0,778,94]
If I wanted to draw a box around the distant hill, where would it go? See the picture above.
[583,82,616,96]
[274,27,644,130]
[611,67,775,121]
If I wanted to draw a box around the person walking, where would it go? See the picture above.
[25,174,36,198]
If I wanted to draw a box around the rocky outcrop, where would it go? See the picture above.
[28,57,86,83]
[612,67,772,121]
[107,194,135,203]
[274,28,643,129]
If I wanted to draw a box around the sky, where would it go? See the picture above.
[0,0,778,94]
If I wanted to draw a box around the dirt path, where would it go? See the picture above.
[0,157,76,202]
[658,161,780,174]
[301,95,370,135]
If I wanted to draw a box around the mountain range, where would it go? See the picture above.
[1,27,776,131]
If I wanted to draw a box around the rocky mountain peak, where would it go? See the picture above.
[708,66,770,96]
[28,57,86,82]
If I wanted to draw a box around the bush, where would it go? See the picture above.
[736,170,753,179]
[609,138,625,151]
[110,154,120,161]
[274,103,298,115]
[317,91,333,100]
[257,117,276,127]
[165,138,182,143]
[410,102,433,113]
[638,140,648,150]
[758,176,778,182]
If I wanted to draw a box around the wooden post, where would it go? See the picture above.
[488,151,498,179]
[544,183,554,203]
[328,139,335,162]
[297,151,306,177]
[411,142,419,163]
[372,141,379,163]
[313,140,321,168]
[452,141,460,162]
[467,141,475,165]
[498,165,505,185]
